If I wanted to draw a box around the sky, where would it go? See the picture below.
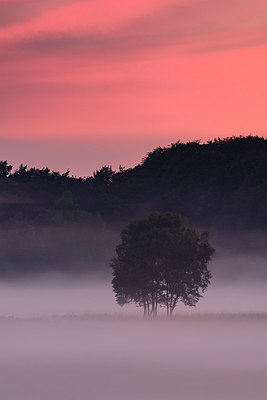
[0,0,266,176]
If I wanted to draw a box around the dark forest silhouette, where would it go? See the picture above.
[0,136,266,229]
[0,135,266,276]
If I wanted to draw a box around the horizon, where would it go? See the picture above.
[1,134,266,177]
[0,0,266,176]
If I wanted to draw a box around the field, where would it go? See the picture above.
[0,314,266,400]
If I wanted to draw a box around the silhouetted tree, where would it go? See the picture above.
[92,166,114,187]
[0,161,12,178]
[111,213,214,316]
[0,135,266,230]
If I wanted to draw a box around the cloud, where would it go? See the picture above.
[0,0,75,27]
[1,0,266,61]
[0,0,266,143]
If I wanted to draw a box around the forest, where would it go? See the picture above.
[0,135,266,276]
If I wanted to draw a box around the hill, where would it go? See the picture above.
[0,135,266,276]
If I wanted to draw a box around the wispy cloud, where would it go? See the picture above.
[1,0,266,61]
[0,0,77,27]
[0,0,265,142]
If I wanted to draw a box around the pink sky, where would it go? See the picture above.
[0,0,266,175]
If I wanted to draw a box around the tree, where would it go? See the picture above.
[0,160,12,178]
[110,213,215,316]
[92,166,114,187]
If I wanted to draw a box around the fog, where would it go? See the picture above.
[0,230,266,400]
[0,315,266,400]
[0,277,267,317]
[0,243,266,317]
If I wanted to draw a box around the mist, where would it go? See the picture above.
[0,275,267,317]
[0,228,266,400]
[0,314,266,400]
[0,228,266,317]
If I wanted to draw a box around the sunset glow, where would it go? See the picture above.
[0,0,266,174]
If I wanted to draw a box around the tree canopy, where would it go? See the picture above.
[0,136,266,230]
[0,135,265,278]
[111,213,215,316]
[0,136,267,230]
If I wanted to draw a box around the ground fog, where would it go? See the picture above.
[0,234,266,400]
[0,315,266,400]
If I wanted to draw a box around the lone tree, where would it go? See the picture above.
[110,213,215,316]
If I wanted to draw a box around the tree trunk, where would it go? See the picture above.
[166,282,169,317]
[155,291,158,317]
[151,290,155,317]
[143,303,147,316]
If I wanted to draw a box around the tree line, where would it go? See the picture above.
[0,135,266,277]
[0,136,266,231]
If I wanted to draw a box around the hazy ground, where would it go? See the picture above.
[0,242,266,400]
[0,314,266,400]
[0,273,266,316]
